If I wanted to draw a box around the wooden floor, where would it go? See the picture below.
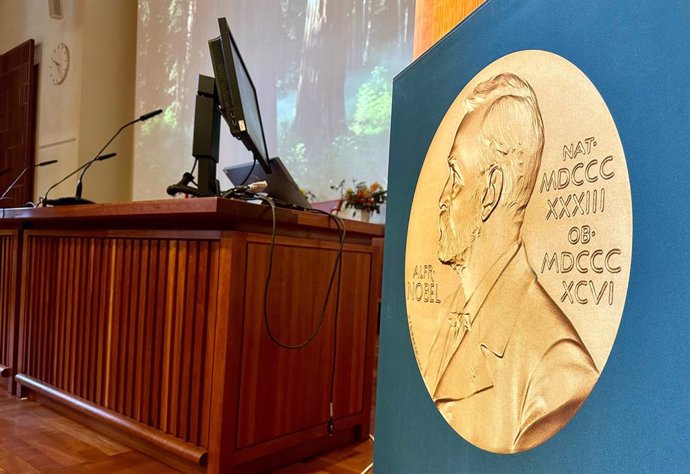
[0,336,378,474]
[0,324,378,474]
[0,386,374,473]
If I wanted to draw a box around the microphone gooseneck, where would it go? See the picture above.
[1,160,59,202]
[42,153,116,205]
[42,108,162,206]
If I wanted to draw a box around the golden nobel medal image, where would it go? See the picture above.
[405,50,632,453]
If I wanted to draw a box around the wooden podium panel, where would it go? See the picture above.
[236,236,373,450]
[0,198,383,473]
[0,229,20,386]
[18,231,220,449]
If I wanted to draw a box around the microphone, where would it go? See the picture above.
[0,160,59,203]
[42,108,163,206]
[41,153,116,206]
[139,109,163,121]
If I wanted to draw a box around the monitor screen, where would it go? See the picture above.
[209,17,271,173]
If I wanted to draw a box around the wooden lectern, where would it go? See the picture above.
[0,198,383,473]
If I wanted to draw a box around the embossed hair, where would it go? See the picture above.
[464,73,545,217]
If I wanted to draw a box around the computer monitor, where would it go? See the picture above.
[208,17,271,174]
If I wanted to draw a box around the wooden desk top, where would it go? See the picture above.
[0,197,384,239]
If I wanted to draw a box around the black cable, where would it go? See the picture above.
[245,195,346,435]
[238,157,257,186]
[253,195,346,351]
[190,158,197,175]
[304,207,346,435]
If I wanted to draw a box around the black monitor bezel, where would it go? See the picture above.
[209,17,271,173]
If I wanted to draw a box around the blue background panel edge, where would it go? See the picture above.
[375,0,690,472]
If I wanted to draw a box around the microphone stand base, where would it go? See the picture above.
[42,196,95,206]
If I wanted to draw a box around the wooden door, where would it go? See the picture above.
[0,40,37,208]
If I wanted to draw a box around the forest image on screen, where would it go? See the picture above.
[134,0,414,210]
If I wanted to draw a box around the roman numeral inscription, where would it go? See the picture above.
[537,137,626,306]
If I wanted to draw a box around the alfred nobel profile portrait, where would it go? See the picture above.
[423,73,599,453]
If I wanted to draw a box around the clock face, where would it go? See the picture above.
[49,43,69,85]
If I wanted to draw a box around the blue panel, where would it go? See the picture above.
[376,0,690,471]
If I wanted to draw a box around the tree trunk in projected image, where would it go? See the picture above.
[349,0,414,69]
[292,0,350,155]
[136,1,199,156]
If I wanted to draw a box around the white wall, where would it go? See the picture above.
[0,0,137,203]
[0,0,82,202]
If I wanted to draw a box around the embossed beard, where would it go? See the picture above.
[437,186,483,269]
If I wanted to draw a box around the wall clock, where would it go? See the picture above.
[49,42,69,85]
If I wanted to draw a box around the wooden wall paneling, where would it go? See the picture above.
[413,0,485,58]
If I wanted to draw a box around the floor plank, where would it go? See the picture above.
[0,339,378,473]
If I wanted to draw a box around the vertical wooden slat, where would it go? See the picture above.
[105,238,122,409]
[151,239,168,428]
[134,239,150,421]
[169,240,187,436]
[200,240,220,449]
[81,239,100,400]
[141,239,157,424]
[0,237,6,365]
[125,239,141,418]
[74,237,87,397]
[68,238,79,393]
[117,239,132,415]
[26,237,39,377]
[32,238,43,380]
[160,240,177,433]
[178,240,197,440]
[188,240,209,445]
[0,231,22,392]
[94,238,108,404]
[40,237,52,382]
[16,231,217,444]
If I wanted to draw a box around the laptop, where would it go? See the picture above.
[223,157,311,209]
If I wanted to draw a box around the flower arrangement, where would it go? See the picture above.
[300,188,317,203]
[332,179,387,214]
